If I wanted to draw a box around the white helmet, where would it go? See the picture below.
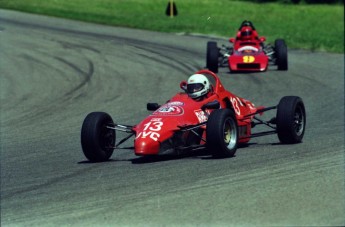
[187,74,210,99]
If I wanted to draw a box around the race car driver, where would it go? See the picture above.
[186,74,212,101]
[237,26,259,41]
[239,20,256,30]
[236,20,259,41]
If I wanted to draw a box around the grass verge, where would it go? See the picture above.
[0,0,343,53]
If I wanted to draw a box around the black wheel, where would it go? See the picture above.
[275,39,288,70]
[81,112,115,162]
[206,109,238,158]
[276,96,306,144]
[206,41,219,73]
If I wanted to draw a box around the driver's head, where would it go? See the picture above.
[186,74,210,99]
[241,20,251,27]
[240,26,253,40]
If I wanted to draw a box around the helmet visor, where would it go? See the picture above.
[187,83,204,94]
[241,30,252,37]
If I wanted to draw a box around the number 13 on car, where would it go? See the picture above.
[136,121,163,141]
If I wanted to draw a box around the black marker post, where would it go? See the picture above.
[166,0,178,18]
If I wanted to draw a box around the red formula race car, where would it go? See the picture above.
[81,70,305,162]
[206,20,288,73]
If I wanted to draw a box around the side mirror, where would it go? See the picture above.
[147,103,160,111]
[229,38,235,43]
[180,81,187,91]
[259,36,266,42]
[201,100,220,111]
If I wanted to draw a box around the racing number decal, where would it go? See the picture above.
[230,97,241,115]
[136,120,163,141]
[143,121,163,131]
[243,56,255,63]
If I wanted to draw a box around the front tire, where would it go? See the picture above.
[81,112,115,162]
[206,109,238,158]
[275,39,288,71]
[206,41,219,73]
[276,96,306,144]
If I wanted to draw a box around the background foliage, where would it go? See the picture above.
[0,0,343,53]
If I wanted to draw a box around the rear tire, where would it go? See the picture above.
[276,96,306,144]
[81,112,115,162]
[275,39,288,71]
[206,41,219,73]
[206,109,238,158]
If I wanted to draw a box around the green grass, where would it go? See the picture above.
[0,0,343,53]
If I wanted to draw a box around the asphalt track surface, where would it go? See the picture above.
[1,10,344,226]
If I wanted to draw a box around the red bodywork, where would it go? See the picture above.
[132,70,264,156]
[228,37,268,72]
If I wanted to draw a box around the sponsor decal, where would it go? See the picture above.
[238,46,259,52]
[248,103,256,111]
[242,99,256,111]
[194,109,210,123]
[150,118,162,122]
[167,101,184,106]
[152,103,184,116]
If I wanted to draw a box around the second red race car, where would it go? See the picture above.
[81,70,305,162]
[206,20,288,73]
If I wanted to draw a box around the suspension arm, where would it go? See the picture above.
[242,130,277,139]
[178,122,207,131]
[106,123,133,133]
[244,105,277,118]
